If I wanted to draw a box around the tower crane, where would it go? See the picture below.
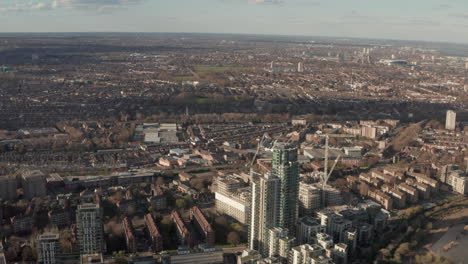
[250,133,269,168]
[319,134,354,187]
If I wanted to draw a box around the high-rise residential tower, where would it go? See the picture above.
[248,171,280,255]
[76,203,104,254]
[272,143,300,234]
[446,110,456,130]
[248,143,300,258]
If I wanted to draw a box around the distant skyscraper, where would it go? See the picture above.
[445,110,456,130]
[297,62,304,73]
[37,233,60,264]
[76,203,104,254]
[248,143,299,258]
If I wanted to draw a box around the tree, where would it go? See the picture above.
[415,252,453,264]
[106,233,126,253]
[21,246,35,262]
[395,242,411,258]
[160,217,173,233]
[183,194,193,205]
[178,195,193,208]
[194,181,206,192]
[215,216,228,227]
[102,200,118,219]
[34,211,49,229]
[402,206,423,220]
[176,199,187,209]
[379,248,391,259]
[426,222,433,230]
[227,231,240,246]
[230,223,245,233]
[156,177,165,186]
[59,229,73,253]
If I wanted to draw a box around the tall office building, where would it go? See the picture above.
[272,143,299,234]
[445,110,456,130]
[248,143,300,258]
[76,203,104,254]
[37,233,60,264]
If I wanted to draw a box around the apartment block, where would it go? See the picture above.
[172,210,193,248]
[123,217,137,253]
[144,213,163,252]
[76,203,104,254]
[37,233,60,264]
[190,206,215,245]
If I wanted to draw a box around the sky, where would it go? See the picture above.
[1,0,468,43]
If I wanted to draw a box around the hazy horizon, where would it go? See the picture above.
[1,0,468,44]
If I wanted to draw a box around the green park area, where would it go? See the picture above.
[194,65,249,72]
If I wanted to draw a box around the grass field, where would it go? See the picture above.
[174,75,195,81]
[194,65,249,72]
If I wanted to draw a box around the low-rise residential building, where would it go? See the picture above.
[367,189,393,210]
[383,186,406,209]
[298,183,321,215]
[190,207,215,245]
[296,217,326,245]
[331,243,348,264]
[407,172,439,190]
[11,215,34,233]
[123,217,137,253]
[289,244,326,264]
[149,185,167,210]
[48,209,71,227]
[117,200,137,216]
[145,213,163,253]
[446,170,468,195]
[172,211,193,248]
[397,183,418,203]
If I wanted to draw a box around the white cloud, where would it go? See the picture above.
[248,0,283,5]
[0,0,146,12]
[0,1,53,12]
[52,0,146,10]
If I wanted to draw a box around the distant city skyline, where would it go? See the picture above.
[1,0,468,44]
